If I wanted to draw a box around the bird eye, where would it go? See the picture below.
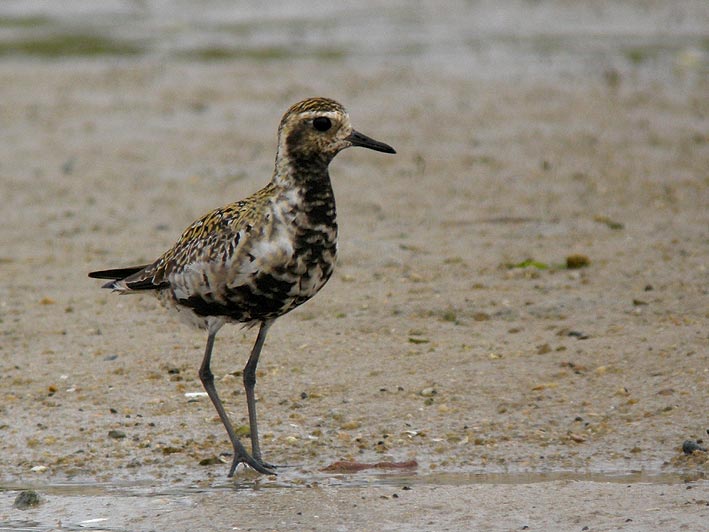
[312,117,332,132]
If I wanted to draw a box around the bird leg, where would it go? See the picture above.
[243,320,275,469]
[198,328,275,476]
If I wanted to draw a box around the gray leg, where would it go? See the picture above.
[243,320,274,466]
[199,328,275,476]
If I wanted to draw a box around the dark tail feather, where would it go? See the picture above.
[89,265,148,289]
[89,265,148,280]
[89,265,169,291]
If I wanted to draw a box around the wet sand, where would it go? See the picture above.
[1,11,708,531]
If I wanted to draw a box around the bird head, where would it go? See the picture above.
[275,97,395,172]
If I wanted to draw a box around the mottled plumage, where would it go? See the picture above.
[89,97,395,476]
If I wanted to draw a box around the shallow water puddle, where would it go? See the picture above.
[372,469,706,487]
[1,467,705,532]
[2,468,706,531]
[3,468,702,495]
[2,468,704,493]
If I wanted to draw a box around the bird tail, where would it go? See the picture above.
[88,265,149,289]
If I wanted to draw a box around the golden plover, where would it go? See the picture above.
[89,97,396,476]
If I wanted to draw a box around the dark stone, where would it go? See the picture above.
[14,490,41,510]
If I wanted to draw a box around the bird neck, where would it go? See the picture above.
[271,154,337,228]
[272,152,332,189]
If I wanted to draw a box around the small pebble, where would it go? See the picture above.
[566,254,590,269]
[569,433,587,443]
[61,157,75,175]
[108,429,126,439]
[14,490,41,510]
[199,456,222,466]
[536,343,552,355]
[682,440,707,454]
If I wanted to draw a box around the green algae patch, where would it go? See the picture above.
[0,33,144,57]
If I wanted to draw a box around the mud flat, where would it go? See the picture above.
[1,2,708,530]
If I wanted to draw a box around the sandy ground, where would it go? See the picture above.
[0,53,707,530]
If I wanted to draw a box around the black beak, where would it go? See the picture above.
[347,130,396,154]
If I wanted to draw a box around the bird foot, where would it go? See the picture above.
[227,452,277,476]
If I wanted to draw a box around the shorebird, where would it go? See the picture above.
[89,97,396,476]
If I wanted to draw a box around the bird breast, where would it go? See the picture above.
[167,187,338,323]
